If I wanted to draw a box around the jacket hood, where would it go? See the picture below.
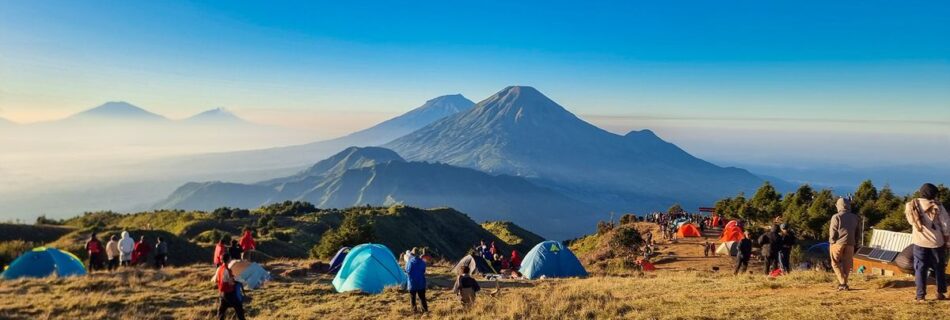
[121,231,130,239]
[836,197,851,213]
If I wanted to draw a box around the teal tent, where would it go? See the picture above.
[2,247,87,280]
[332,243,406,294]
[519,240,587,280]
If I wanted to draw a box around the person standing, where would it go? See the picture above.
[213,238,227,266]
[215,254,246,320]
[239,229,256,261]
[85,232,104,272]
[905,183,950,302]
[510,250,522,270]
[829,197,862,291]
[405,248,428,314]
[154,237,169,269]
[118,231,135,267]
[778,224,797,273]
[228,239,243,262]
[105,235,120,271]
[758,225,781,274]
[132,236,152,266]
[452,265,481,308]
[734,231,753,275]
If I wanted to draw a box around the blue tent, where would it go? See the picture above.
[332,243,406,294]
[805,242,830,259]
[328,246,350,274]
[2,247,87,280]
[519,240,587,280]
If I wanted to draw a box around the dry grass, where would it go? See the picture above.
[2,237,948,319]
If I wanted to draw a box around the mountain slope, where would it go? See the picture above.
[156,147,599,239]
[66,101,167,122]
[386,86,762,210]
[147,94,474,179]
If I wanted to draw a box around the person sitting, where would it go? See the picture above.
[452,266,481,307]
[510,250,522,270]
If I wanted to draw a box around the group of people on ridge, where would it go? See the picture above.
[84,231,169,271]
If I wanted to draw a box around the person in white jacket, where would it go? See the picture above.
[905,183,950,302]
[118,231,135,267]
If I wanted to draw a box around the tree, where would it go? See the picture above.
[749,182,782,223]
[800,189,836,239]
[667,204,684,215]
[311,213,375,259]
[782,184,815,232]
[873,185,910,232]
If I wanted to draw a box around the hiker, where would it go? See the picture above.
[132,236,152,266]
[734,230,753,275]
[452,265,481,307]
[405,248,428,314]
[85,232,104,272]
[491,253,504,272]
[239,229,256,261]
[229,239,243,261]
[213,238,227,266]
[154,236,168,269]
[510,250,522,270]
[758,225,781,274]
[106,235,120,271]
[703,239,712,257]
[778,224,796,273]
[829,197,862,291]
[118,231,135,267]
[905,183,950,301]
[478,241,492,262]
[215,254,246,320]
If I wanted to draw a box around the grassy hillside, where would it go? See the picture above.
[0,223,75,243]
[480,221,545,254]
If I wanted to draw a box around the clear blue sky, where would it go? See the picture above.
[1,1,948,130]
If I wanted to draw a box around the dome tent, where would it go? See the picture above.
[519,240,587,280]
[719,220,744,242]
[452,254,497,276]
[676,223,701,238]
[2,247,86,280]
[332,243,406,294]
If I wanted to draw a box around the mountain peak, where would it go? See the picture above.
[185,107,247,124]
[261,146,405,185]
[71,101,166,121]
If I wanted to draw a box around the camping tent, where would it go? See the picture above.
[1,247,86,280]
[676,224,701,238]
[673,218,689,229]
[519,241,587,280]
[452,254,497,276]
[228,260,270,290]
[716,241,739,256]
[719,222,744,242]
[328,247,350,274]
[804,242,830,262]
[332,243,406,294]
[711,215,721,228]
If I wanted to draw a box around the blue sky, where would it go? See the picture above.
[1,1,948,165]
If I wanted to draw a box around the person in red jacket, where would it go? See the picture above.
[215,254,246,320]
[239,229,256,261]
[213,238,227,266]
[510,250,522,270]
[85,232,104,272]
[131,236,152,266]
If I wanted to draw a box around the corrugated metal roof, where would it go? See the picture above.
[869,229,913,252]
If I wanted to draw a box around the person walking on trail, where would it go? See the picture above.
[105,235,120,271]
[905,183,950,302]
[213,238,227,266]
[778,224,796,273]
[132,236,152,266]
[154,237,169,269]
[734,231,753,275]
[215,254,247,320]
[452,265,481,307]
[118,231,135,267]
[829,197,862,291]
[405,248,429,314]
[239,229,256,261]
[758,225,781,275]
[229,240,243,262]
[85,232,104,272]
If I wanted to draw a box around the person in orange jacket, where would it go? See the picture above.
[213,237,227,266]
[239,229,256,261]
[215,254,246,320]
[131,236,152,266]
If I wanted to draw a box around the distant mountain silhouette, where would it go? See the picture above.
[0,117,13,126]
[386,86,762,210]
[148,94,475,178]
[156,146,599,239]
[66,101,168,122]
[183,108,248,124]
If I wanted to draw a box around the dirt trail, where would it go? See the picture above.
[651,226,758,273]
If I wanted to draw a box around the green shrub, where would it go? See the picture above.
[193,229,233,244]
[0,240,35,267]
[311,213,375,259]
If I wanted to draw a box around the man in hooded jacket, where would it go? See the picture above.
[118,231,135,267]
[758,225,781,274]
[829,197,862,291]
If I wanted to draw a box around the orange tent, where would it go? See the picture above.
[676,223,702,238]
[711,215,721,227]
[719,221,745,242]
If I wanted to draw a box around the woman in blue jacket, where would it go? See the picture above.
[405,247,428,313]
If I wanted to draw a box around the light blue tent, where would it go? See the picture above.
[332,243,406,294]
[2,247,87,280]
[519,240,587,280]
